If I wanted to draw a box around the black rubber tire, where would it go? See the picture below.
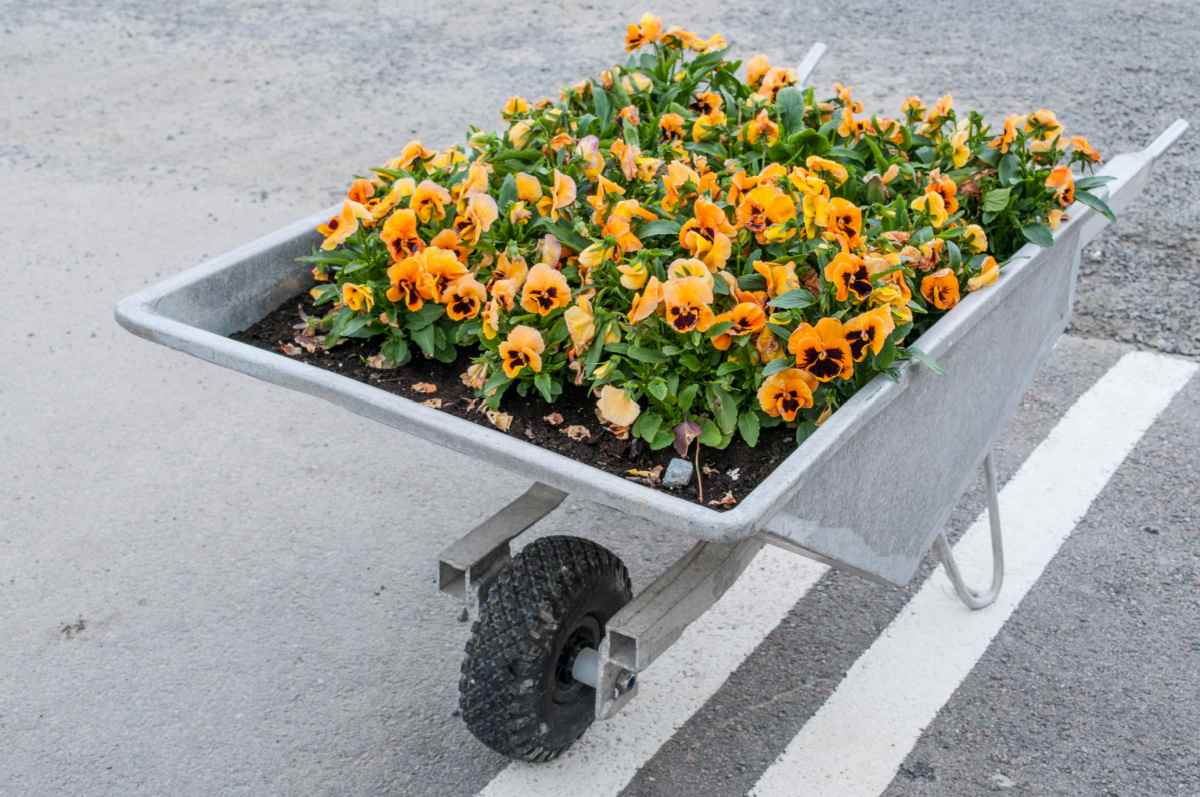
[459,535,632,762]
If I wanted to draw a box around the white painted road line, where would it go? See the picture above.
[750,351,1197,797]
[479,546,828,797]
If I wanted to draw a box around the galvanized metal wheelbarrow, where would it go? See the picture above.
[114,42,1187,762]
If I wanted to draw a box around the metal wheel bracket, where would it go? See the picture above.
[936,453,1005,610]
[437,482,566,618]
[589,537,764,720]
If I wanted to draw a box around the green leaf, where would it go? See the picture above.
[380,333,411,367]
[482,369,510,395]
[762,357,792,377]
[679,352,703,371]
[497,173,517,208]
[634,410,663,443]
[492,148,543,164]
[1075,189,1116,223]
[592,87,611,128]
[795,421,817,444]
[705,320,734,339]
[706,385,739,435]
[627,345,670,364]
[410,324,436,357]
[1021,223,1055,247]
[907,347,945,375]
[647,378,669,402]
[698,417,723,446]
[405,302,445,331]
[583,321,609,376]
[826,147,866,167]
[685,141,727,160]
[638,219,681,238]
[678,383,699,413]
[737,411,760,448]
[538,219,590,252]
[1074,175,1115,191]
[775,86,806,132]
[649,427,675,451]
[982,187,1012,213]
[998,153,1020,186]
[533,372,554,403]
[768,288,816,310]
[768,323,792,341]
[946,239,963,268]
[308,284,340,306]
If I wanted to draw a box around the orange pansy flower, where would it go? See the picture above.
[805,155,848,186]
[754,260,800,297]
[386,255,426,312]
[380,208,424,261]
[628,276,663,323]
[736,184,796,243]
[968,256,1000,292]
[421,246,468,303]
[926,170,959,213]
[411,180,452,223]
[624,12,662,51]
[843,306,896,361]
[536,169,577,221]
[745,54,771,89]
[498,325,545,378]
[341,282,374,313]
[659,113,685,140]
[520,263,571,315]
[317,201,371,251]
[514,172,543,203]
[824,197,863,248]
[453,192,499,246]
[824,250,873,303]
[1045,165,1075,207]
[787,318,855,382]
[679,197,735,271]
[757,368,817,422]
[347,178,376,204]
[443,275,486,321]
[661,276,715,333]
[920,268,961,310]
[743,109,781,147]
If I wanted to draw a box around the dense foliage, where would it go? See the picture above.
[299,14,1111,459]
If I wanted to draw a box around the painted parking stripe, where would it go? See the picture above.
[750,351,1197,797]
[479,546,828,797]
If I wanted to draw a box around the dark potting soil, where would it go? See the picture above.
[230,292,799,509]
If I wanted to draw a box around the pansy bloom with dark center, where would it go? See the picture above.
[520,263,572,315]
[824,250,873,303]
[757,368,817,422]
[787,318,854,381]
[843,306,896,362]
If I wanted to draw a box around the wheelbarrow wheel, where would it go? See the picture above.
[459,535,632,762]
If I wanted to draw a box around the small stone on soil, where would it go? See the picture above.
[663,457,694,488]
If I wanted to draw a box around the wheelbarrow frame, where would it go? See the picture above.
[114,41,1186,725]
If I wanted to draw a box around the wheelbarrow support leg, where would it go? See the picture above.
[934,452,1004,610]
[437,482,567,618]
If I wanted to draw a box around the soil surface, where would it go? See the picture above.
[231,292,799,508]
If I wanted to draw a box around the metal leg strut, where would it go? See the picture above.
[934,452,1005,610]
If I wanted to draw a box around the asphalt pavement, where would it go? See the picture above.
[2,2,1198,796]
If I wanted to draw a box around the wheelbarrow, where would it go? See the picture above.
[114,41,1188,761]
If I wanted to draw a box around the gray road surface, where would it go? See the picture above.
[2,2,1198,796]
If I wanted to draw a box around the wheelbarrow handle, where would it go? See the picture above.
[1078,118,1188,248]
